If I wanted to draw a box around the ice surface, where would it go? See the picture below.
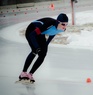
[0,4,93,95]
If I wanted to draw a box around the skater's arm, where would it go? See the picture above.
[46,35,55,45]
[29,18,56,51]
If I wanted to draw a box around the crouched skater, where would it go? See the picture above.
[18,13,69,83]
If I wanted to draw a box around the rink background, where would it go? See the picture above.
[0,0,93,95]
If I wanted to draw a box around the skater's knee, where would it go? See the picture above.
[38,51,47,58]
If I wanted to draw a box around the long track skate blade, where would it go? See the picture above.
[15,79,34,84]
[15,80,25,84]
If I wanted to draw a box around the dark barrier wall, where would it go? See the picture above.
[0,0,57,6]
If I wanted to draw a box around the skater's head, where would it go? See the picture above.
[57,13,68,31]
[57,13,68,23]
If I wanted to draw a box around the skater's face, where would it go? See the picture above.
[57,22,68,31]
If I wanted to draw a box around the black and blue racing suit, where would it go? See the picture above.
[23,17,64,74]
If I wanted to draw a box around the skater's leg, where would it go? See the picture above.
[28,35,47,82]
[29,47,47,74]
[22,52,36,72]
[19,48,47,83]
[22,25,37,72]
[18,23,38,83]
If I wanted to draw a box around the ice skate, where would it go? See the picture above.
[15,72,30,84]
[15,72,35,84]
[27,73,35,83]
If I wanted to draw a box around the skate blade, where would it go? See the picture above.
[15,79,34,84]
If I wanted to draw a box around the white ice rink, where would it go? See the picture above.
[0,1,93,95]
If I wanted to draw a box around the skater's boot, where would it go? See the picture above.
[27,73,35,83]
[19,72,29,81]
[15,72,34,84]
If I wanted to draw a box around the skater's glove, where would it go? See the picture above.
[36,48,41,54]
[32,48,41,55]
